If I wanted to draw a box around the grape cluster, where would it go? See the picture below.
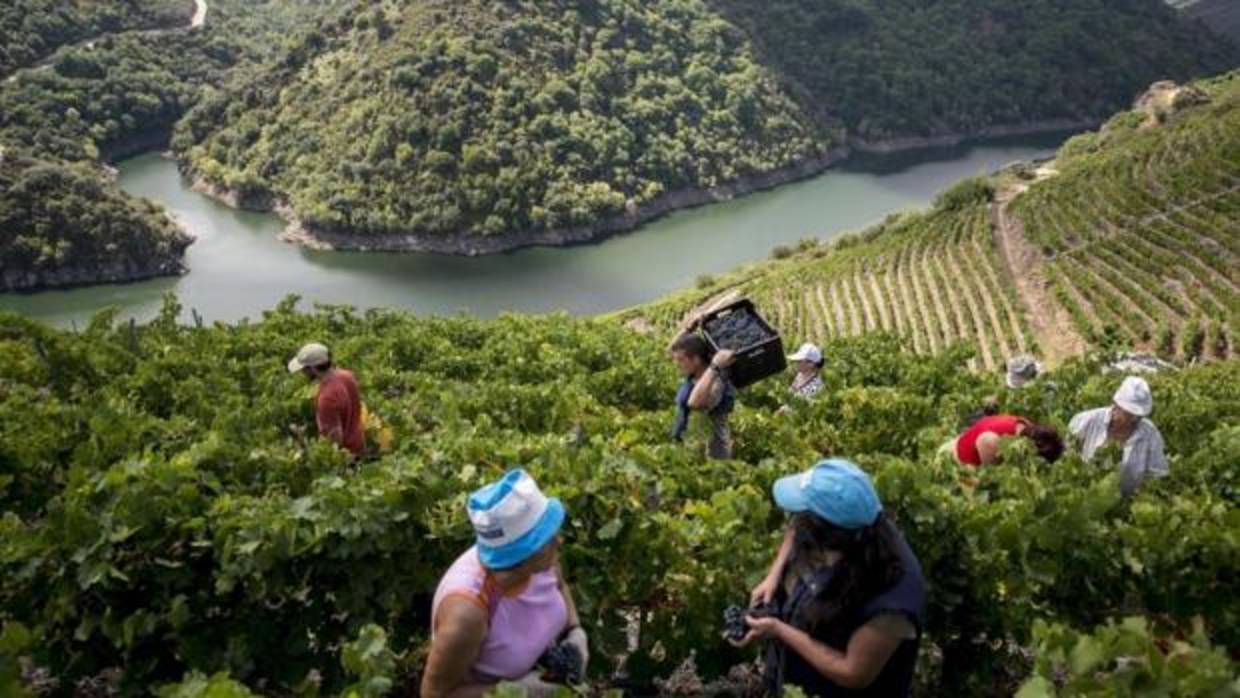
[539,640,584,684]
[704,311,774,351]
[723,604,781,642]
[723,605,749,642]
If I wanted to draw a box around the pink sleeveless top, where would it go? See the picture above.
[432,546,568,681]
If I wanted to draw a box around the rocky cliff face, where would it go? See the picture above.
[1,235,192,292]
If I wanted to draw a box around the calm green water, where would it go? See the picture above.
[0,134,1068,327]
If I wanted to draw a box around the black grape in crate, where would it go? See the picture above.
[701,299,786,389]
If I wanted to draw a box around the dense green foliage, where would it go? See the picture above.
[177,0,823,238]
[0,0,345,290]
[1017,617,1239,697]
[0,0,191,77]
[711,0,1236,139]
[0,149,190,290]
[0,300,1235,695]
[178,0,1235,243]
[1013,71,1240,358]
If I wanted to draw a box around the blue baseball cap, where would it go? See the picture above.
[468,469,566,570]
[772,459,882,530]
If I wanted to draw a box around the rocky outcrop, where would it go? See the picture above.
[197,150,853,255]
[0,247,190,292]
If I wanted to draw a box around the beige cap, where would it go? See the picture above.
[288,343,330,372]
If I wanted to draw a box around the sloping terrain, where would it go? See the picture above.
[176,0,823,246]
[0,304,1235,695]
[621,72,1240,367]
[0,0,194,77]
[178,0,1237,248]
[1182,0,1240,45]
[0,0,346,291]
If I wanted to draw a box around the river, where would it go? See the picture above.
[0,133,1070,327]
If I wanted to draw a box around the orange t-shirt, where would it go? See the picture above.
[316,369,365,455]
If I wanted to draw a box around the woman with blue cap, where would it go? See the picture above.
[421,469,588,698]
[735,459,926,697]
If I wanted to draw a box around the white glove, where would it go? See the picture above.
[564,626,590,677]
[514,670,560,698]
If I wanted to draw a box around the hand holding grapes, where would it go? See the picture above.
[727,614,784,647]
[712,349,737,368]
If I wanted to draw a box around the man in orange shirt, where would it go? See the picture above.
[288,342,366,456]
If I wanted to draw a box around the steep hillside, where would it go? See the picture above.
[620,72,1240,368]
[0,304,1235,695]
[0,0,346,291]
[709,0,1236,140]
[177,0,1236,251]
[175,0,824,250]
[1184,0,1240,46]
[0,0,194,77]
[0,148,192,290]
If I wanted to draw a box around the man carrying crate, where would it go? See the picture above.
[669,335,737,460]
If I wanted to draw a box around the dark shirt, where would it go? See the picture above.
[670,372,736,459]
[769,526,927,698]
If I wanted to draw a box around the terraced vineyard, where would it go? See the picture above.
[1011,75,1240,361]
[624,72,1240,368]
[630,187,1036,372]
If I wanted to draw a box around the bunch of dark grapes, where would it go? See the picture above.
[723,605,749,642]
[704,311,773,351]
[723,604,782,642]
[539,641,584,684]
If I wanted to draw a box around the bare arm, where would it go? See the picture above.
[557,564,581,628]
[421,597,492,698]
[687,350,735,410]
[974,432,1003,466]
[772,615,909,690]
[751,527,795,606]
[687,367,724,411]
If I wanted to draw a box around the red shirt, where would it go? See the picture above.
[316,368,365,456]
[956,415,1027,466]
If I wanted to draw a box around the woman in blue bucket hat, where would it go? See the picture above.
[734,459,926,697]
[421,469,588,698]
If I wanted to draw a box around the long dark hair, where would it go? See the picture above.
[788,512,905,632]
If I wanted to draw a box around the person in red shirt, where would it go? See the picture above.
[954,414,1063,466]
[288,342,366,456]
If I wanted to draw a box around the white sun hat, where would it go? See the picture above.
[1113,376,1153,417]
[287,343,330,372]
[787,343,823,364]
[468,469,566,570]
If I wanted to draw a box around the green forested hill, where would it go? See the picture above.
[0,0,193,76]
[711,0,1236,139]
[177,0,824,241]
[0,148,191,290]
[621,71,1240,368]
[0,0,346,291]
[178,0,1236,246]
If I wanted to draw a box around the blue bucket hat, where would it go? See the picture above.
[468,469,566,570]
[772,459,882,530]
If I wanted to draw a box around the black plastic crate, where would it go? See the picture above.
[701,299,786,389]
